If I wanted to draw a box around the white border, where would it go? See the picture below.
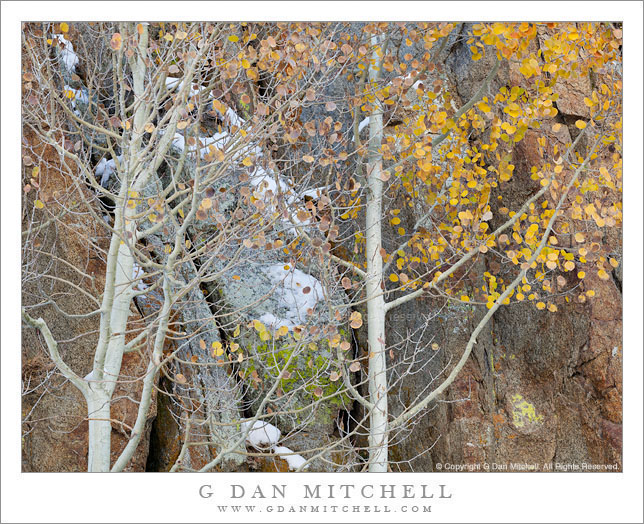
[2,2,642,523]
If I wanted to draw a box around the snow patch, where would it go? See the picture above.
[165,77,201,99]
[258,313,292,331]
[95,155,123,187]
[224,107,246,128]
[54,34,79,73]
[273,446,308,471]
[242,420,281,449]
[132,262,148,291]
[242,421,308,470]
[198,132,231,159]
[63,85,89,107]
[358,117,370,133]
[260,264,324,329]
[300,186,329,200]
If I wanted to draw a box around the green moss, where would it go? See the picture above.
[236,325,352,427]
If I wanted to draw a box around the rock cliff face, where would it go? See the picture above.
[21,22,621,472]
[386,24,622,471]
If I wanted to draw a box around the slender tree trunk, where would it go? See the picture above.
[86,23,148,472]
[365,34,388,472]
[87,388,112,472]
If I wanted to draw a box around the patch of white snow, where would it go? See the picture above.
[95,155,123,187]
[242,420,282,449]
[54,34,79,73]
[273,446,308,471]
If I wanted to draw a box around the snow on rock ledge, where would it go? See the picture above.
[242,420,308,470]
[259,264,325,330]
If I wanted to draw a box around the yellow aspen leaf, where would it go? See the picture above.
[144,122,155,133]
[34,199,44,209]
[552,123,562,132]
[212,341,224,357]
[177,120,189,130]
[461,295,470,302]
[516,293,525,301]
[478,101,491,113]
[398,227,406,236]
[242,157,253,167]
[609,258,619,268]
[574,232,585,243]
[597,269,610,280]
[389,274,399,283]
[577,271,586,279]
[391,217,401,225]
[233,324,241,337]
[536,302,546,310]
[241,59,251,69]
[586,289,596,297]
[175,373,187,384]
[259,330,271,341]
[575,120,587,130]
[504,103,521,118]
[548,303,558,312]
[228,35,239,43]
[60,22,69,33]
[564,261,575,271]
[302,155,314,163]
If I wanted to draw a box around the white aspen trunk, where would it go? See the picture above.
[366,34,389,472]
[86,23,148,472]
[87,388,112,472]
